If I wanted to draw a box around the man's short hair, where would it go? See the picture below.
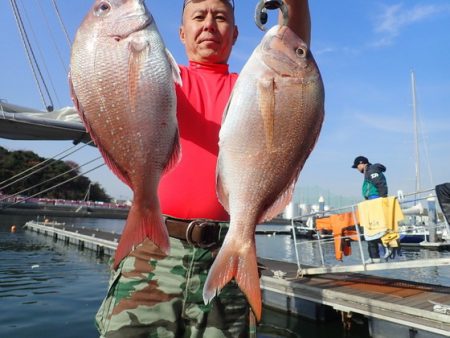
[182,0,235,14]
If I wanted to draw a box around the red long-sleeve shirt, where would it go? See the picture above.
[158,61,238,221]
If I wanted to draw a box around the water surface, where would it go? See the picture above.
[4,215,448,337]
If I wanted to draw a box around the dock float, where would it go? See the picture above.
[24,220,119,257]
[23,221,450,338]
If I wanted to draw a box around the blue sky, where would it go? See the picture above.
[1,0,449,204]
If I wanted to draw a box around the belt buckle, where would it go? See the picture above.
[186,220,217,249]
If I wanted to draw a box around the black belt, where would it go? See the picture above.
[164,217,224,249]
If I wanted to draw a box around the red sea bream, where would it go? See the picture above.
[69,0,181,268]
[203,25,325,321]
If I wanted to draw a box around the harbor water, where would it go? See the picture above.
[1,215,449,338]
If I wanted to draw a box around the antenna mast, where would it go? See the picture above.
[411,70,420,193]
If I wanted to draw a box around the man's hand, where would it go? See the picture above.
[281,0,311,47]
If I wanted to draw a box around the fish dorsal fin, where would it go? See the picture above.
[220,89,234,125]
[216,92,233,213]
[161,49,182,175]
[162,130,181,175]
[165,48,182,86]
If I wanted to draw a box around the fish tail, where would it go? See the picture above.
[113,204,169,269]
[203,240,262,321]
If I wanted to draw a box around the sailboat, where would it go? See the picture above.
[0,101,89,143]
[1,1,89,144]
[397,71,450,246]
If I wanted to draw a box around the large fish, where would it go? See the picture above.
[69,0,181,268]
[203,25,325,320]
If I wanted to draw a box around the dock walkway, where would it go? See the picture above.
[24,221,450,338]
[259,258,450,337]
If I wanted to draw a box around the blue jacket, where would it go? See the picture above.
[362,163,388,199]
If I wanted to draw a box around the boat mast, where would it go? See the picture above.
[411,70,421,194]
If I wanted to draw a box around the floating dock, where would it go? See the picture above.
[23,220,450,338]
[24,220,119,257]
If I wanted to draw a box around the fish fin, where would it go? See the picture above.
[216,168,230,212]
[113,203,169,269]
[99,149,132,187]
[259,111,324,223]
[216,92,233,212]
[165,48,182,86]
[69,73,132,187]
[162,130,181,175]
[257,78,275,150]
[128,43,145,120]
[203,238,262,321]
[260,179,297,223]
[220,89,234,125]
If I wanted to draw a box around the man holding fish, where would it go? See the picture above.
[70,0,320,337]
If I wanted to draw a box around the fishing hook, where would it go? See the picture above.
[254,0,289,31]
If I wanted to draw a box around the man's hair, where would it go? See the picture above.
[182,0,235,19]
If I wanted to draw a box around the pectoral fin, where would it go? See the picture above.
[257,78,275,150]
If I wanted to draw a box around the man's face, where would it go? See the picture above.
[357,163,366,173]
[180,0,238,64]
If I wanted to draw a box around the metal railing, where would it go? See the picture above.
[289,189,450,276]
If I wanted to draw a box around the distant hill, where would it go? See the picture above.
[0,146,111,202]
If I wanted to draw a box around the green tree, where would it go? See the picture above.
[0,146,111,202]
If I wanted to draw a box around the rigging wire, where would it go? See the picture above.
[9,0,48,110]
[9,0,54,111]
[35,0,68,77]
[18,0,62,108]
[3,2,108,207]
[0,153,102,195]
[82,183,91,202]
[1,163,105,210]
[0,156,103,203]
[51,0,72,48]
[0,140,93,190]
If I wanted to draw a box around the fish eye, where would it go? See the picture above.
[295,47,306,57]
[94,1,111,16]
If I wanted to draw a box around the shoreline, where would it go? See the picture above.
[0,203,128,219]
[0,203,293,224]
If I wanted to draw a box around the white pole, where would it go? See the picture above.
[411,70,421,194]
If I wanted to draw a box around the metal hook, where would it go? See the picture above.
[254,0,289,31]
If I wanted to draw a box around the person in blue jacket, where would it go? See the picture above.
[352,155,388,262]
[352,156,388,200]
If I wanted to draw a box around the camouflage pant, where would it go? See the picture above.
[95,227,250,338]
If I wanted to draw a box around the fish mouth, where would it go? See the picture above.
[111,17,151,42]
